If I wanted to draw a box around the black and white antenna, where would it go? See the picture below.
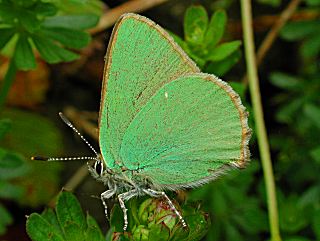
[58,112,99,157]
[31,112,99,162]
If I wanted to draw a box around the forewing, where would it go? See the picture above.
[120,73,251,188]
[99,14,199,168]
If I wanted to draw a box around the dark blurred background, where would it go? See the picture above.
[0,0,319,240]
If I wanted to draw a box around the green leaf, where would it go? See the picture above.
[280,20,320,41]
[304,104,320,129]
[312,209,320,240]
[85,215,105,241]
[257,0,281,7]
[301,33,320,58]
[184,5,208,45]
[279,196,309,233]
[41,209,64,237]
[54,0,103,16]
[26,213,64,241]
[0,109,63,157]
[0,28,15,50]
[42,14,99,30]
[19,10,42,32]
[305,0,320,6]
[0,119,11,139]
[204,10,227,47]
[40,27,91,49]
[275,98,303,123]
[206,40,241,62]
[0,109,63,207]
[27,192,104,241]
[0,148,29,180]
[56,192,87,230]
[33,2,58,17]
[205,49,241,76]
[14,34,36,70]
[0,180,25,199]
[0,203,13,235]
[284,237,312,241]
[269,72,302,90]
[32,34,79,63]
[310,146,320,163]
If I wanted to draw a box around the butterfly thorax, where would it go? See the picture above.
[87,160,152,195]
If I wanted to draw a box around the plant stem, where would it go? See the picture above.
[0,60,17,110]
[240,1,281,241]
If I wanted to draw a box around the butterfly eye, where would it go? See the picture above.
[94,160,104,176]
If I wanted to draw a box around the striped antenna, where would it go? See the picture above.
[31,156,97,162]
[58,112,99,157]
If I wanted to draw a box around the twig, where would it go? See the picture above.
[63,164,90,192]
[228,9,319,35]
[64,106,98,140]
[242,0,302,84]
[256,0,302,65]
[240,0,281,241]
[89,0,169,34]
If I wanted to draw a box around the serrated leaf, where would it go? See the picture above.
[184,6,208,45]
[14,34,36,70]
[280,20,320,41]
[269,72,302,90]
[26,213,64,241]
[42,14,99,30]
[206,40,241,62]
[32,34,79,63]
[85,215,105,241]
[42,209,64,237]
[56,192,86,230]
[204,10,227,47]
[63,223,83,241]
[0,28,15,50]
[40,27,91,49]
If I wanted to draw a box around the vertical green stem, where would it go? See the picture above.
[240,1,281,241]
[0,60,17,110]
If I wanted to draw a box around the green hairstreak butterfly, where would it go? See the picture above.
[33,13,251,230]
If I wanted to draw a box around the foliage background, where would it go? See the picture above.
[0,0,319,240]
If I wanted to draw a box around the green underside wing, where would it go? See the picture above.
[99,13,251,189]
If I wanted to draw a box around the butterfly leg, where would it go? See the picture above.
[101,189,116,221]
[143,188,187,228]
[118,189,139,231]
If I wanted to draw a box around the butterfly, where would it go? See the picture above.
[33,13,251,231]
